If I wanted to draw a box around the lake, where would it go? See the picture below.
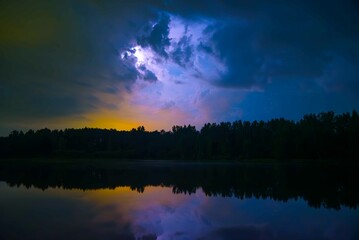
[0,160,358,240]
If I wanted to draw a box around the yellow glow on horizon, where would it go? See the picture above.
[79,94,192,132]
[4,101,195,135]
[3,80,195,133]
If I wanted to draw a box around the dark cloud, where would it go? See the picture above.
[151,0,359,92]
[198,1,359,90]
[171,35,193,67]
[137,13,171,58]
[138,65,158,82]
[317,54,359,100]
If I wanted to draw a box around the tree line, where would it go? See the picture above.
[0,111,358,160]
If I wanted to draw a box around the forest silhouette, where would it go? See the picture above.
[1,111,358,160]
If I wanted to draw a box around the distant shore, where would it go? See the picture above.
[1,111,358,162]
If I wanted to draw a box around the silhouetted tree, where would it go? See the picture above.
[0,111,358,161]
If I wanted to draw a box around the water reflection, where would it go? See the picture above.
[1,161,358,209]
[1,183,359,240]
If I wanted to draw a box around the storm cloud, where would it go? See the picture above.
[0,0,358,134]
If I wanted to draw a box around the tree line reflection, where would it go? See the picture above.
[0,161,358,210]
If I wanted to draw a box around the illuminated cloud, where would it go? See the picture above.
[118,14,233,127]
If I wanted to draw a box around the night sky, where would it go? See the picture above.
[1,0,359,135]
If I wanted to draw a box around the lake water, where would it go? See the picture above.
[0,161,358,240]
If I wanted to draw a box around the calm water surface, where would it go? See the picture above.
[0,161,358,240]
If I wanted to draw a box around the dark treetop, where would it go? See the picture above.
[0,111,358,161]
